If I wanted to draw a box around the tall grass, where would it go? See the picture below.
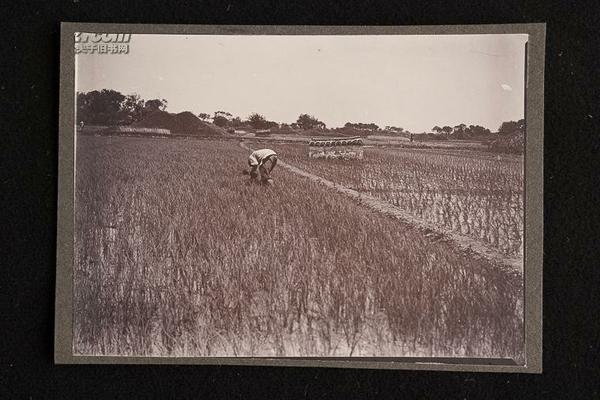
[74,136,523,359]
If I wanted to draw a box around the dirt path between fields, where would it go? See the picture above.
[240,142,523,274]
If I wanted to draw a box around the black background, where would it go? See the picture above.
[1,1,599,398]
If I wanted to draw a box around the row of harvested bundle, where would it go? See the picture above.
[308,138,363,147]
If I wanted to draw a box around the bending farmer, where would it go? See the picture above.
[246,148,278,183]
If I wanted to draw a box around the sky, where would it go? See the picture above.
[76,33,527,132]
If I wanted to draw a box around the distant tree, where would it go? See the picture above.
[467,125,492,136]
[214,111,233,119]
[211,111,233,127]
[432,126,442,135]
[248,113,268,129]
[344,122,379,131]
[145,98,168,112]
[230,116,243,127]
[227,116,241,127]
[442,126,453,136]
[297,114,323,130]
[213,115,230,127]
[198,113,211,122]
[121,94,145,123]
[452,123,467,136]
[76,89,127,125]
[517,118,526,133]
[498,120,523,135]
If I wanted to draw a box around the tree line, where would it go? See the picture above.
[76,89,525,137]
[200,111,327,131]
[77,90,167,125]
[432,119,525,138]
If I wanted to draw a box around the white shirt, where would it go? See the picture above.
[248,149,277,166]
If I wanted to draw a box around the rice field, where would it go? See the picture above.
[74,135,524,360]
[273,144,524,256]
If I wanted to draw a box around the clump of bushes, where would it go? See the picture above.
[488,132,525,154]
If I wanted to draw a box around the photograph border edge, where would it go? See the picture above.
[55,22,545,373]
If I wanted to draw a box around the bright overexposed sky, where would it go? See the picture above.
[76,33,527,132]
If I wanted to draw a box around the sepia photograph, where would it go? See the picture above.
[56,25,543,369]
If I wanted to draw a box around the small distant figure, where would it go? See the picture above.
[243,148,278,185]
[409,133,413,142]
[79,121,85,132]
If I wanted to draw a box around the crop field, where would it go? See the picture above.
[74,135,523,359]
[273,144,524,257]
